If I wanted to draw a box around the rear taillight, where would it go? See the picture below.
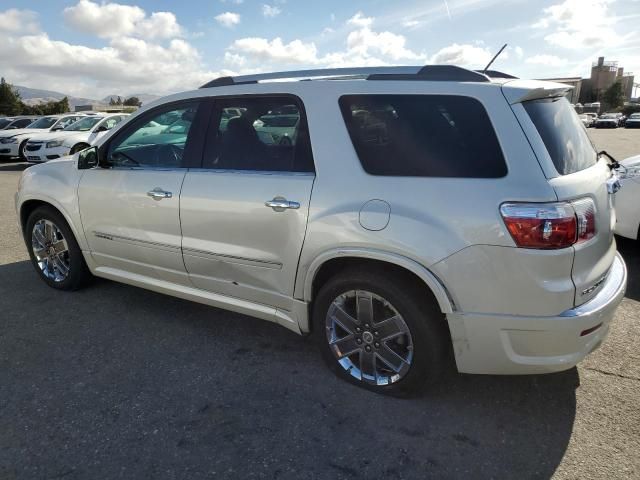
[500,198,596,249]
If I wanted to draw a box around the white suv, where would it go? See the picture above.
[15,66,627,395]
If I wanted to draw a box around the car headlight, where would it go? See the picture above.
[46,140,64,148]
[0,137,18,144]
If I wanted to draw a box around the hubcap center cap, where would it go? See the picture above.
[362,331,374,344]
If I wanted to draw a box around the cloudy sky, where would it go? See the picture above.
[0,0,638,99]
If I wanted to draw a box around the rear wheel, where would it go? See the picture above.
[70,143,90,155]
[25,206,92,291]
[313,268,448,396]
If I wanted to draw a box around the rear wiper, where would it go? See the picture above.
[598,150,621,170]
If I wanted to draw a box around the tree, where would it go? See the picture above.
[123,96,141,107]
[603,81,625,110]
[109,97,116,106]
[0,77,23,115]
[116,96,122,105]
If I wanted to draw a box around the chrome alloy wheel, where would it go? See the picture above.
[31,219,70,282]
[325,290,414,386]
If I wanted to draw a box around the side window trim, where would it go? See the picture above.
[201,93,315,174]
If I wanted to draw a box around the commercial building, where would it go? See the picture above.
[579,57,634,103]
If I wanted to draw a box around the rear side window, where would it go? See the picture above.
[203,96,314,173]
[339,95,507,178]
[523,97,597,175]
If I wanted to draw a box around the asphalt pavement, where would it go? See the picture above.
[0,129,638,479]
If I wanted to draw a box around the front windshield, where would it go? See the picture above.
[28,117,58,129]
[64,117,103,132]
[630,113,640,119]
[0,119,12,128]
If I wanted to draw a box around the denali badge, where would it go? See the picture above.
[581,273,608,296]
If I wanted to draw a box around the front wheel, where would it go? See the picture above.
[25,206,92,291]
[18,140,28,161]
[313,268,449,396]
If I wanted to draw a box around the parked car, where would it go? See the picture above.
[15,66,627,395]
[24,114,128,164]
[579,113,594,128]
[624,112,640,129]
[614,155,640,240]
[0,114,86,159]
[0,116,39,131]
[594,113,622,128]
[585,112,598,124]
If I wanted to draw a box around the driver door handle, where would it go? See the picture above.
[147,188,173,201]
[265,197,300,211]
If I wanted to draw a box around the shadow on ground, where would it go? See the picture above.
[0,260,579,479]
[617,236,639,301]
[0,161,29,172]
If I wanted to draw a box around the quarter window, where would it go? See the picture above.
[106,102,200,169]
[204,96,314,172]
[339,95,507,178]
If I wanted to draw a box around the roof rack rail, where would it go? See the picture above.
[199,65,492,88]
[477,70,519,79]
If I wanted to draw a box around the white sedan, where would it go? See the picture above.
[0,114,86,159]
[24,114,128,163]
[614,154,640,240]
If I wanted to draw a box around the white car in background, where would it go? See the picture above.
[24,114,128,164]
[0,114,86,159]
[614,155,640,240]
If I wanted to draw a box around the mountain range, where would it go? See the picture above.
[15,85,162,108]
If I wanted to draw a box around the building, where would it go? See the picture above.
[75,103,138,113]
[579,57,634,104]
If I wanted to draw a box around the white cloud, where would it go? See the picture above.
[429,43,491,67]
[230,37,318,64]
[525,54,567,67]
[533,0,632,49]
[215,11,241,28]
[63,0,182,39]
[228,10,425,68]
[402,20,420,28]
[348,12,374,28]
[262,5,282,18]
[0,9,40,34]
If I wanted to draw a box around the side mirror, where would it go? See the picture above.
[51,126,64,131]
[77,146,99,170]
[95,125,108,132]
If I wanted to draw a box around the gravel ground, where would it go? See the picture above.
[0,129,638,479]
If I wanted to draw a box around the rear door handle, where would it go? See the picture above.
[265,197,300,212]
[147,188,173,200]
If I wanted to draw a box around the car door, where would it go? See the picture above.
[78,100,207,286]
[180,95,315,310]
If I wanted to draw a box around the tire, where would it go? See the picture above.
[18,140,28,161]
[70,143,90,155]
[313,267,449,396]
[25,206,92,291]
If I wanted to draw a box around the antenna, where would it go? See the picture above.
[483,44,508,73]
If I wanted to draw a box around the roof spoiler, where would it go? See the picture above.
[501,80,573,104]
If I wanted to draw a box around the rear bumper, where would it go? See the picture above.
[448,253,627,375]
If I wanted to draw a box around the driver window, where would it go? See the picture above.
[106,102,199,169]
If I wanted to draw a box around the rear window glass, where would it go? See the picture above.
[339,95,507,178]
[523,97,597,175]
